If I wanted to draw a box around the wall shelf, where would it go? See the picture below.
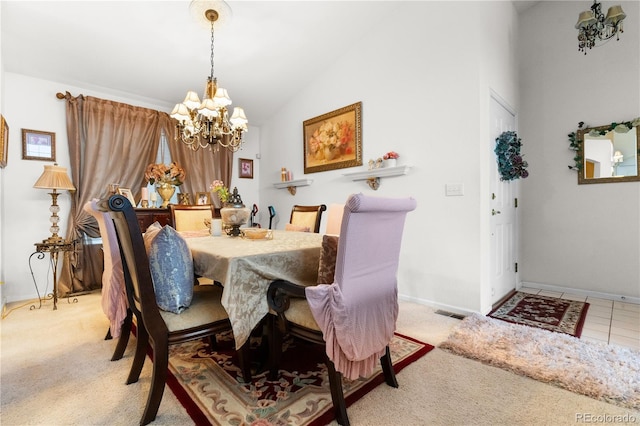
[273,179,313,195]
[343,165,412,190]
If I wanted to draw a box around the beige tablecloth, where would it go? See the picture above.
[184,230,322,348]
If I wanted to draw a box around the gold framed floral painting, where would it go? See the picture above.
[0,115,8,168]
[303,102,362,174]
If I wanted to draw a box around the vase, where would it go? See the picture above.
[156,183,175,208]
[384,158,397,168]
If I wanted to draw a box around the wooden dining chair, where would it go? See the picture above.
[169,203,218,232]
[288,204,327,233]
[104,195,250,426]
[267,193,417,426]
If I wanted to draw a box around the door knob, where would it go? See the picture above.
[492,209,501,215]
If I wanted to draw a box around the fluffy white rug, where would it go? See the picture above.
[440,314,640,410]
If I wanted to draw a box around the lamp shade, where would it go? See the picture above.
[33,164,75,190]
[605,5,626,25]
[575,10,596,29]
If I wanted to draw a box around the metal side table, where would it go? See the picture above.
[29,239,75,310]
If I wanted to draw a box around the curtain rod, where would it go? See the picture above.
[56,92,85,100]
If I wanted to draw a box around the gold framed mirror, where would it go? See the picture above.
[573,120,640,184]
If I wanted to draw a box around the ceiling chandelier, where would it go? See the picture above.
[575,0,626,55]
[170,3,248,152]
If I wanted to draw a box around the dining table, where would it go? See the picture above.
[183,229,323,349]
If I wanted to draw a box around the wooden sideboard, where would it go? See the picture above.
[134,208,172,231]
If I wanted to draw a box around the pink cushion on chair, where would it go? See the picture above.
[285,223,311,232]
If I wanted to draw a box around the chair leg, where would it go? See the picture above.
[111,310,133,361]
[140,336,168,426]
[126,319,148,385]
[237,341,252,383]
[380,345,398,388]
[326,358,349,426]
[104,328,112,340]
[267,314,282,381]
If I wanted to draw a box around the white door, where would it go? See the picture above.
[490,95,517,304]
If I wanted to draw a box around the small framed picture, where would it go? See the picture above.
[239,158,253,179]
[117,188,136,206]
[0,115,8,168]
[22,129,56,161]
[195,192,210,205]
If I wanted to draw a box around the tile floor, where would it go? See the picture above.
[520,286,640,350]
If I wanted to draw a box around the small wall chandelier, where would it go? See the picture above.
[575,1,626,54]
[170,2,248,152]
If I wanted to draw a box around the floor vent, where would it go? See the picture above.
[435,310,466,320]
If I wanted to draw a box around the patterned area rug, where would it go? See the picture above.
[489,291,589,337]
[166,331,433,425]
[440,314,640,410]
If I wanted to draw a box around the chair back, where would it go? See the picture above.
[334,194,416,299]
[104,195,166,334]
[289,204,327,233]
[169,204,217,232]
[83,199,127,337]
[325,203,344,235]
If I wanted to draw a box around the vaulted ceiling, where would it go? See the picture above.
[1,1,537,125]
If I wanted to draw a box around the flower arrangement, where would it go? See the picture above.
[495,131,528,181]
[383,151,399,160]
[210,180,230,203]
[144,162,185,186]
[308,120,355,161]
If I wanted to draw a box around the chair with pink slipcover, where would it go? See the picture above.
[267,193,417,426]
[83,199,131,361]
[324,203,344,235]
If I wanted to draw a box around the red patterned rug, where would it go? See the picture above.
[166,331,433,425]
[489,292,589,337]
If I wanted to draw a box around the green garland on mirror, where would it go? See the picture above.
[495,131,529,181]
[567,118,640,171]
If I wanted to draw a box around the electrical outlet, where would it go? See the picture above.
[445,183,464,196]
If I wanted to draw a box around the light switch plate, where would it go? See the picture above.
[445,183,464,196]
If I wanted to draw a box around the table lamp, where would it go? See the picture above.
[33,164,76,244]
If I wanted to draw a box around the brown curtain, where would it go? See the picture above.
[168,136,233,208]
[58,93,172,294]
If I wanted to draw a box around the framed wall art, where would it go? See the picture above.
[303,102,362,174]
[117,188,136,206]
[239,158,253,179]
[22,129,56,161]
[0,115,8,168]
[195,192,211,205]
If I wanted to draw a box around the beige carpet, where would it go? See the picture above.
[1,292,638,425]
[440,313,640,410]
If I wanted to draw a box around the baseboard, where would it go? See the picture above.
[519,281,640,305]
[398,294,478,318]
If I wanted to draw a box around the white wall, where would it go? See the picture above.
[257,1,519,314]
[518,1,640,301]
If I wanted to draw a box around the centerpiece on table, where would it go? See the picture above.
[211,180,249,236]
[144,162,186,208]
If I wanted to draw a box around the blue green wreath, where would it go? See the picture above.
[495,131,528,181]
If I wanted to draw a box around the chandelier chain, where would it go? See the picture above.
[210,19,215,80]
